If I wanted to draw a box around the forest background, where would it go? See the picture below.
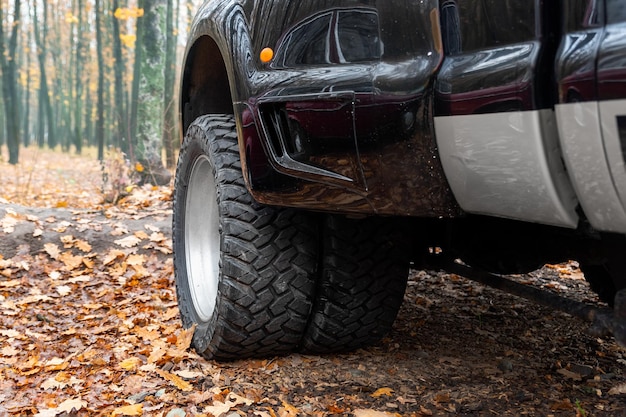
[0,0,204,183]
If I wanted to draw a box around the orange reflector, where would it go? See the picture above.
[260,47,274,63]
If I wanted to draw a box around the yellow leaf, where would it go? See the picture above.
[135,161,144,172]
[112,404,143,416]
[119,357,143,371]
[120,33,137,48]
[371,387,394,398]
[155,368,193,391]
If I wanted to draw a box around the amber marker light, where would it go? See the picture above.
[260,47,274,63]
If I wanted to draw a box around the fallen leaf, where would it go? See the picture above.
[60,235,75,246]
[353,410,401,417]
[281,400,299,416]
[0,279,20,288]
[609,383,626,395]
[119,357,143,371]
[371,387,394,398]
[112,403,143,416]
[52,221,71,233]
[557,368,582,381]
[134,230,149,240]
[45,357,68,371]
[115,235,141,248]
[176,325,195,351]
[204,393,254,416]
[44,243,61,260]
[2,345,20,356]
[41,377,64,390]
[59,251,83,270]
[155,368,193,391]
[57,397,87,413]
[75,239,92,252]
[56,285,72,297]
[550,398,573,411]
[103,249,126,265]
[126,254,145,266]
[174,369,204,379]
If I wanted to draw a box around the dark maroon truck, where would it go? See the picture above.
[173,0,626,359]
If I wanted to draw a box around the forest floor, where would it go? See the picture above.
[0,146,625,417]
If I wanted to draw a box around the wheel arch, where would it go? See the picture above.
[180,35,235,137]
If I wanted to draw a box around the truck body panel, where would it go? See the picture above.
[180,0,626,232]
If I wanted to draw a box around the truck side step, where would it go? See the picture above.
[432,260,625,349]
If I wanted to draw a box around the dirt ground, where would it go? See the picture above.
[0,147,625,416]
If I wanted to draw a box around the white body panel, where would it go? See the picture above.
[556,100,626,233]
[435,110,579,228]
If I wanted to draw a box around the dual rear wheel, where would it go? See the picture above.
[173,115,410,359]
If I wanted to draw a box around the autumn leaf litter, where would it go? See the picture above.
[1,148,625,416]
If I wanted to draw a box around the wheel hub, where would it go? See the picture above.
[185,155,220,322]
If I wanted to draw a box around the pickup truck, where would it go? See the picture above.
[172,0,626,360]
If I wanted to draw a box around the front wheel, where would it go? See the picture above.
[173,114,319,360]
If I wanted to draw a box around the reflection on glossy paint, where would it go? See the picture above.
[271,8,382,68]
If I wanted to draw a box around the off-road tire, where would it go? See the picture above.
[173,114,318,360]
[580,234,626,307]
[301,215,410,353]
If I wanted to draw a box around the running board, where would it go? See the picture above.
[431,260,626,349]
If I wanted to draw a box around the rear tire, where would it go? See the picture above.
[173,114,319,360]
[301,215,410,353]
[580,234,626,307]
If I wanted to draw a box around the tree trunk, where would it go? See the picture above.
[23,32,30,148]
[33,0,55,150]
[0,0,22,164]
[162,0,178,169]
[129,0,144,162]
[95,0,105,161]
[73,0,84,155]
[112,0,129,154]
[131,0,171,185]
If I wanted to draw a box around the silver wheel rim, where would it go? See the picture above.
[185,155,220,322]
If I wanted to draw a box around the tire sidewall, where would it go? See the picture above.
[173,121,223,352]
